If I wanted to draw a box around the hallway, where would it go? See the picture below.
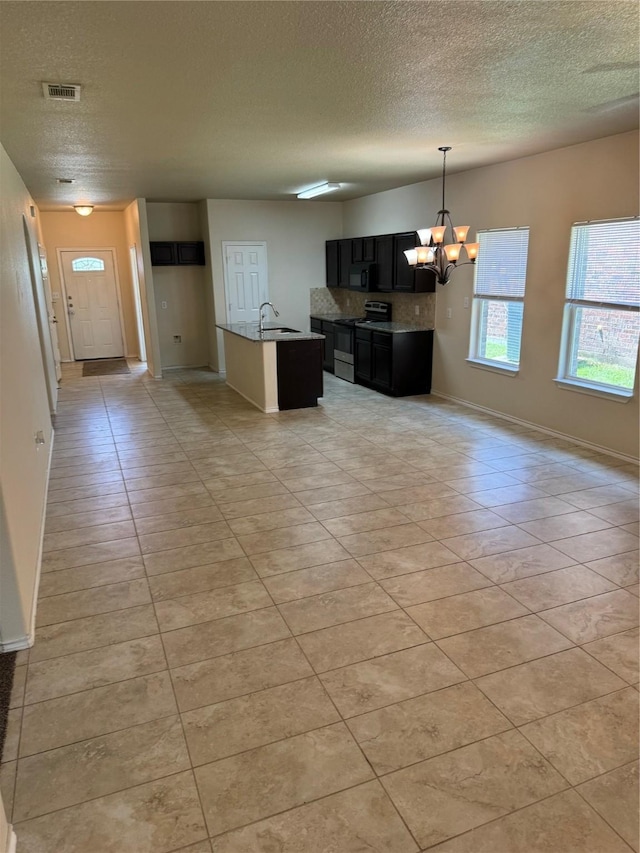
[1,363,638,852]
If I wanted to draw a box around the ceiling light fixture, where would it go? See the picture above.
[297,182,341,200]
[73,205,94,216]
[405,147,479,285]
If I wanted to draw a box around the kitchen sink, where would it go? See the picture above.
[268,327,301,334]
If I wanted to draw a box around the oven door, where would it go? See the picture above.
[333,324,355,383]
[333,324,354,356]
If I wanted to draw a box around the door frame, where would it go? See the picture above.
[56,247,128,361]
[222,241,269,324]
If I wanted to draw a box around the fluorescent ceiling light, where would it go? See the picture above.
[297,182,341,199]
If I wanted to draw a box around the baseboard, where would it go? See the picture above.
[430,389,639,464]
[225,380,278,413]
[0,635,32,653]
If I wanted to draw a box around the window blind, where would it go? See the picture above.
[566,219,640,307]
[474,228,530,298]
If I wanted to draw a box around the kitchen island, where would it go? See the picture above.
[217,322,324,412]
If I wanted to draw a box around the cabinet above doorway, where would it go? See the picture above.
[150,241,205,266]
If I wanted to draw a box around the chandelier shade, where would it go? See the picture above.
[407,147,478,285]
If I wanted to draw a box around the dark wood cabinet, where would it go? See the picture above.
[150,241,205,266]
[277,339,323,410]
[338,239,352,288]
[375,235,394,291]
[325,241,339,288]
[363,236,376,262]
[310,318,335,372]
[393,233,419,292]
[355,328,434,396]
[352,238,363,263]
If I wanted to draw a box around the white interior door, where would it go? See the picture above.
[223,242,269,324]
[129,245,147,362]
[61,250,124,360]
[39,244,62,381]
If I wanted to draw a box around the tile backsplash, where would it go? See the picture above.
[310,288,436,328]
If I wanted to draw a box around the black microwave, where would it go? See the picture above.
[349,263,377,292]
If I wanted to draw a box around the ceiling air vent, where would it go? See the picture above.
[42,82,81,101]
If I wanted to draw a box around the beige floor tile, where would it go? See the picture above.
[2,709,21,762]
[466,484,550,508]
[419,508,510,539]
[35,578,151,627]
[539,589,639,643]
[40,536,140,573]
[139,520,234,554]
[47,470,124,491]
[278,582,396,634]
[586,550,639,586]
[577,761,639,851]
[561,483,636,509]
[553,527,638,563]
[357,541,461,581]
[348,681,510,775]
[320,643,465,717]
[501,564,617,611]
[469,543,576,583]
[437,615,573,678]
[392,494,481,522]
[442,526,541,561]
[19,672,177,757]
[491,496,578,523]
[209,780,418,852]
[195,722,373,837]
[154,580,272,631]
[249,538,351,577]
[321,507,411,537]
[219,492,302,519]
[127,481,209,506]
[518,510,613,542]
[44,504,132,534]
[590,500,639,526]
[148,557,257,601]
[43,520,136,553]
[125,471,202,492]
[444,473,520,494]
[338,522,433,557]
[31,604,158,663]
[171,637,312,711]
[583,628,639,684]
[263,559,369,603]
[38,555,146,597]
[476,647,627,725]
[183,676,339,765]
[521,688,639,784]
[406,587,528,639]
[237,521,333,555]
[143,538,244,576]
[46,482,127,507]
[13,715,190,821]
[14,771,207,853]
[25,635,166,704]
[133,504,224,535]
[383,729,567,849]
[308,493,390,521]
[175,842,212,853]
[130,493,214,519]
[294,482,374,506]
[45,491,130,519]
[426,789,630,853]
[161,607,291,668]
[297,610,429,672]
[9,665,26,709]
[227,506,316,535]
[380,563,493,607]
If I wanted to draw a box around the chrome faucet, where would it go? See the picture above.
[259,301,279,335]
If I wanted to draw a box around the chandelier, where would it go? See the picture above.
[405,146,479,285]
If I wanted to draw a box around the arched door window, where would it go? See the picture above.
[71,257,105,272]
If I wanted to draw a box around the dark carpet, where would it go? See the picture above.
[82,358,131,377]
[0,651,17,761]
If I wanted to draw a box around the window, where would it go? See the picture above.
[71,257,105,272]
[557,217,640,399]
[468,227,530,372]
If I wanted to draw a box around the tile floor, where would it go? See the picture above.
[1,361,639,852]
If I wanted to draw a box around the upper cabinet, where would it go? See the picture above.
[150,241,205,266]
[325,233,436,293]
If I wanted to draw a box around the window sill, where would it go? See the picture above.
[554,377,634,403]
[466,358,519,377]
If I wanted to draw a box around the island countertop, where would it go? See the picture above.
[216,322,323,342]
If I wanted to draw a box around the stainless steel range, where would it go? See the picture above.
[333,301,392,382]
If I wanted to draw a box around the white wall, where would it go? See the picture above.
[0,145,52,648]
[146,202,210,369]
[343,131,640,459]
[205,199,342,371]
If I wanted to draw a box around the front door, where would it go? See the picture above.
[223,242,269,324]
[60,250,124,360]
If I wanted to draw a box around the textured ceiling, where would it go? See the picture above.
[0,1,638,209]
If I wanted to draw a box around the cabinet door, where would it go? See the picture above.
[325,241,339,288]
[352,238,363,263]
[375,235,394,291]
[322,322,335,372]
[363,237,376,263]
[372,336,392,388]
[393,232,418,291]
[355,333,372,380]
[150,242,177,266]
[176,242,205,265]
[338,240,352,288]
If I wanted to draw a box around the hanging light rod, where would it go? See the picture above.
[297,182,341,200]
[405,147,479,285]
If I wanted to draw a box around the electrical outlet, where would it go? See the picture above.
[173,335,181,343]
[161,301,167,309]
[446,308,452,319]
[463,297,469,309]
[414,305,420,316]
[52,292,60,301]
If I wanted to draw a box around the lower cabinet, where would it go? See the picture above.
[355,328,434,396]
[277,339,323,410]
[311,318,335,372]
